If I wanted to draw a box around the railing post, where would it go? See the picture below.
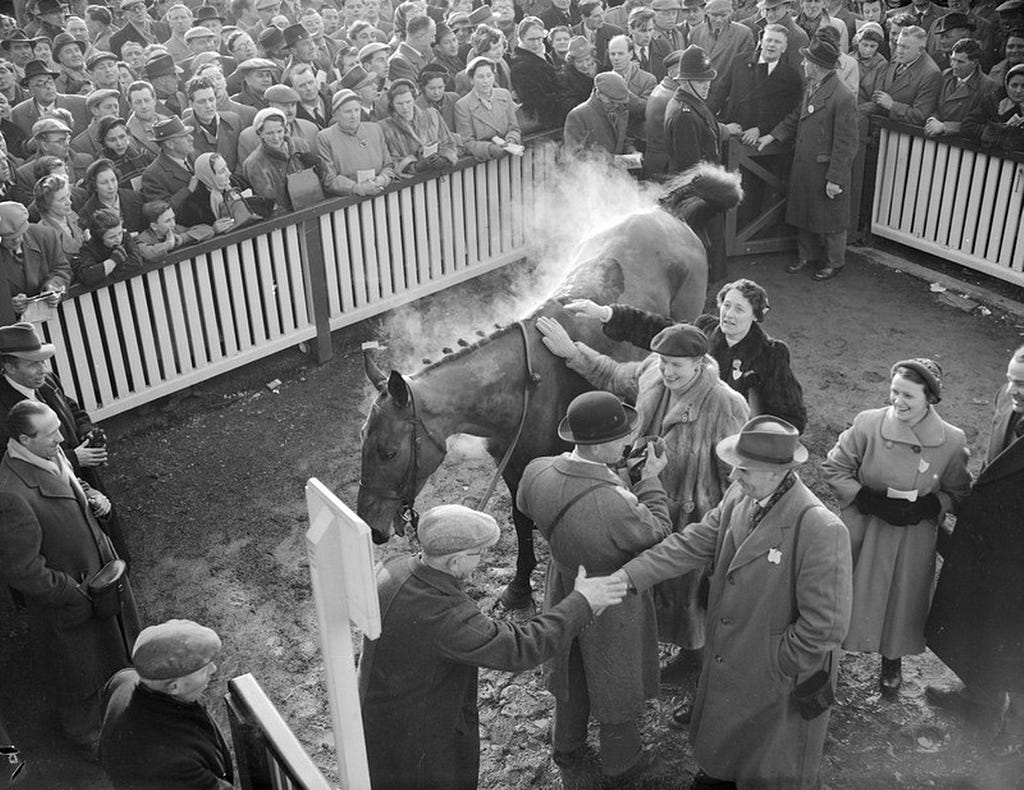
[299,216,334,364]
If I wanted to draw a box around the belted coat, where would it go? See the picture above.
[621,476,853,788]
[517,454,672,722]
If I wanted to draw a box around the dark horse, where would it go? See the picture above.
[358,164,742,608]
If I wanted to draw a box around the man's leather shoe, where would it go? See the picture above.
[879,657,902,698]
[813,266,842,281]
[786,260,809,274]
[601,746,657,789]
[924,686,999,722]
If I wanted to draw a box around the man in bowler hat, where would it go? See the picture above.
[611,416,852,788]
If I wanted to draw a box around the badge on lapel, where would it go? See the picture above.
[732,359,743,381]
[768,547,782,565]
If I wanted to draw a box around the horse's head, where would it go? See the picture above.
[358,357,447,544]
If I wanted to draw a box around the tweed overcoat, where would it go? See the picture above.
[517,454,672,721]
[769,71,858,234]
[0,223,72,300]
[926,388,1024,692]
[565,352,749,646]
[563,95,629,158]
[688,22,756,85]
[358,554,592,790]
[821,406,970,656]
[454,88,521,161]
[934,67,999,134]
[622,476,853,788]
[861,52,942,126]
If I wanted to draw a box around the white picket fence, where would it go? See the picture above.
[871,119,1024,286]
[38,137,558,421]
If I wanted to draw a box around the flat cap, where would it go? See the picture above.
[264,83,299,103]
[447,10,471,26]
[86,49,118,69]
[133,619,222,680]
[86,87,121,109]
[32,117,72,137]
[331,88,360,111]
[358,41,390,60]
[650,323,709,357]
[705,0,731,13]
[0,203,28,236]
[185,25,218,42]
[236,56,279,73]
[651,0,683,9]
[255,0,280,9]
[567,35,594,59]
[594,71,629,102]
[417,505,500,557]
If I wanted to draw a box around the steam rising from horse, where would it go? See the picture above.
[358,164,743,608]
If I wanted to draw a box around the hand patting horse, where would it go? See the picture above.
[358,164,742,609]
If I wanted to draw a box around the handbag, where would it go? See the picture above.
[226,193,266,231]
[286,168,325,211]
[85,558,127,620]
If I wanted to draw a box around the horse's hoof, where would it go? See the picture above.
[499,582,533,610]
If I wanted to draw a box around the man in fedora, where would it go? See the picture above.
[517,391,671,787]
[359,503,628,790]
[143,53,188,118]
[53,32,91,95]
[100,619,232,788]
[26,0,66,41]
[0,202,69,325]
[140,116,200,214]
[757,36,857,282]
[643,48,682,178]
[339,64,383,121]
[71,88,122,157]
[611,415,852,788]
[0,31,37,76]
[927,10,975,69]
[10,60,90,139]
[283,22,328,80]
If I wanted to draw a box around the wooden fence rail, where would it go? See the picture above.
[36,134,558,421]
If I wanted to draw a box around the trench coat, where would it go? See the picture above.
[926,388,1024,692]
[821,406,970,657]
[566,351,749,646]
[358,554,593,790]
[769,71,858,235]
[517,454,671,721]
[621,476,853,788]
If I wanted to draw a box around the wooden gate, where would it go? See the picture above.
[723,138,797,256]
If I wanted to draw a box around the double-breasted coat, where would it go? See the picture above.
[454,88,521,161]
[933,67,998,134]
[140,152,194,216]
[769,71,858,235]
[517,454,672,722]
[821,406,970,657]
[926,388,1024,692]
[621,476,853,788]
[710,51,803,135]
[358,554,593,789]
[861,52,942,126]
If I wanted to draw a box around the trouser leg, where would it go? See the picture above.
[597,719,643,778]
[823,230,847,270]
[797,228,820,265]
[57,689,102,746]
[552,640,589,753]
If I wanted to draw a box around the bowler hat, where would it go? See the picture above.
[143,53,183,78]
[716,415,808,469]
[417,504,501,557]
[358,41,390,61]
[52,32,87,59]
[194,4,225,23]
[32,117,72,137]
[0,322,56,361]
[650,323,709,357]
[891,358,942,402]
[331,88,360,112]
[133,619,222,681]
[257,26,285,49]
[594,71,629,102]
[677,44,717,80]
[0,30,33,50]
[799,37,839,69]
[263,83,299,103]
[87,50,118,70]
[935,11,976,33]
[19,60,60,87]
[340,64,377,90]
[558,391,639,445]
[152,116,191,142]
[284,23,310,48]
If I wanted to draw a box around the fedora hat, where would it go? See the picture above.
[152,116,191,143]
[19,60,60,87]
[257,26,285,49]
[935,11,976,33]
[52,32,87,59]
[284,23,310,47]
[340,64,377,90]
[1,30,33,50]
[143,53,183,78]
[558,391,639,445]
[799,38,839,69]
[677,44,717,80]
[194,4,225,23]
[184,25,217,42]
[716,416,808,470]
[235,56,278,73]
[0,322,56,361]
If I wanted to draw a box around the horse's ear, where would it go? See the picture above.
[387,370,411,408]
[362,342,388,391]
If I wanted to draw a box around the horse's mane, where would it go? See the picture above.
[419,322,519,370]
[658,163,743,233]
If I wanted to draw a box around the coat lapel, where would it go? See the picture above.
[727,497,787,573]
[6,454,78,501]
[986,388,1014,463]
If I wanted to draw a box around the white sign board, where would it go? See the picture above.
[305,478,381,789]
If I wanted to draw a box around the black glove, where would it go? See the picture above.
[411,157,435,174]
[914,493,942,522]
[109,246,128,266]
[297,151,319,168]
[853,486,885,516]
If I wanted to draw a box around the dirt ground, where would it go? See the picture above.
[3,249,1024,790]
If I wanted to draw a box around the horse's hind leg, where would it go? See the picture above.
[498,479,537,610]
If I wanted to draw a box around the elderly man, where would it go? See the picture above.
[0,399,139,755]
[610,416,852,788]
[517,391,669,786]
[53,32,91,95]
[141,117,200,214]
[231,57,278,111]
[236,83,318,162]
[743,0,810,75]
[607,34,657,145]
[794,0,848,54]
[644,48,682,178]
[359,503,626,790]
[925,37,999,136]
[0,203,69,324]
[14,118,93,204]
[185,74,243,171]
[861,25,942,125]
[689,0,755,86]
[143,54,188,118]
[100,619,232,788]
[389,13,436,82]
[564,70,635,163]
[316,88,394,196]
[11,60,90,139]
[923,346,1024,759]
[758,37,857,281]
[573,0,626,65]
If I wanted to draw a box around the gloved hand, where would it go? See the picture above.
[297,151,319,168]
[853,486,886,516]
[109,245,127,266]
[411,157,436,173]
[914,493,942,522]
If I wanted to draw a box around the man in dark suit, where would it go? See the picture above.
[288,62,331,129]
[10,60,90,139]
[925,37,999,137]
[388,14,436,83]
[540,0,582,31]
[860,25,942,125]
[140,116,198,215]
[573,0,626,67]
[13,117,94,204]
[109,0,170,57]
[743,0,810,76]
[926,346,1024,760]
[628,7,672,80]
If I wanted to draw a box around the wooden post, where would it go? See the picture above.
[299,219,334,365]
[305,479,380,789]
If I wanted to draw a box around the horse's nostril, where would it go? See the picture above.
[372,530,390,545]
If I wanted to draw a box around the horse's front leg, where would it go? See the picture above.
[498,476,537,610]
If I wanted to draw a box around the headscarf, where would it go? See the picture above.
[193,152,232,219]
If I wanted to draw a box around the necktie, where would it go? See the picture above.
[1014,412,1024,438]
[640,47,648,69]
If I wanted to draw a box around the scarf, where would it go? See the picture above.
[193,152,231,219]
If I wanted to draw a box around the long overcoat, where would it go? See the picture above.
[358,554,592,789]
[769,71,858,234]
[664,88,722,173]
[563,95,629,159]
[621,476,852,788]
[517,454,672,722]
[926,388,1024,692]
[643,75,678,177]
[565,350,749,646]
[453,88,521,161]
[821,406,970,656]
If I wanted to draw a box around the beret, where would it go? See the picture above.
[705,0,731,13]
[417,505,500,557]
[332,88,360,111]
[133,619,222,680]
[594,71,629,102]
[32,117,71,137]
[86,87,121,110]
[891,357,942,402]
[86,50,118,69]
[185,25,217,41]
[254,106,287,131]
[263,83,300,102]
[650,323,709,357]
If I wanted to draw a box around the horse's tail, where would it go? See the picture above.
[658,163,743,235]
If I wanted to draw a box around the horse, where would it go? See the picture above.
[357,163,743,609]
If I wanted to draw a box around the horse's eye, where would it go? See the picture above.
[379,447,398,462]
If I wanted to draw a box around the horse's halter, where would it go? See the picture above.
[358,379,447,536]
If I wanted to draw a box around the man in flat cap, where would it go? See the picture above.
[563,70,635,163]
[359,503,627,790]
[0,201,70,325]
[13,117,93,203]
[140,116,200,214]
[100,619,233,788]
[688,0,755,86]
[231,57,279,111]
[610,416,852,788]
[71,88,122,157]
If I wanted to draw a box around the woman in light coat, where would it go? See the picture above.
[379,79,460,176]
[454,56,521,161]
[822,358,971,696]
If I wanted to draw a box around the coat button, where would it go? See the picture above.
[720,616,731,625]
[714,655,723,663]
[682,501,695,514]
